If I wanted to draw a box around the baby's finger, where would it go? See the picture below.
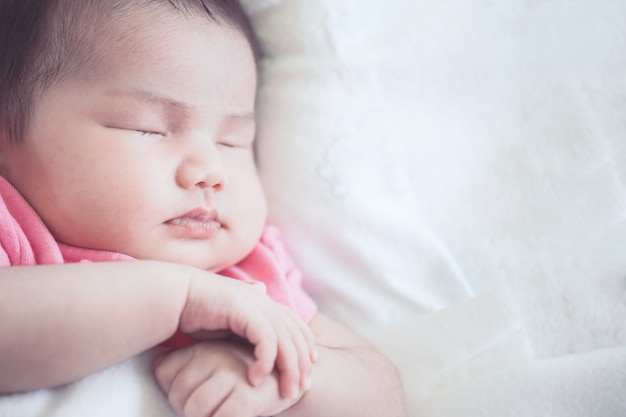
[152,349,194,393]
[183,375,231,417]
[303,321,318,363]
[288,321,314,391]
[286,313,317,364]
[154,351,226,417]
[290,316,317,364]
[275,333,301,399]
[247,336,277,387]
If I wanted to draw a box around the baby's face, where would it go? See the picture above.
[0,10,266,271]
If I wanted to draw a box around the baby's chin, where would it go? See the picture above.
[148,245,248,273]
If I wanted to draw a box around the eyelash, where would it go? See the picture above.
[217,141,237,148]
[137,130,165,137]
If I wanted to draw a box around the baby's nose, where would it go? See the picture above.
[176,144,227,191]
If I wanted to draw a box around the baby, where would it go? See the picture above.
[0,0,406,416]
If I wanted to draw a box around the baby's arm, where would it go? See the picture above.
[280,313,407,417]
[154,313,407,417]
[0,261,315,395]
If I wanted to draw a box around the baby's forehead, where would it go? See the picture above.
[50,5,257,106]
[56,1,221,46]
[58,3,225,76]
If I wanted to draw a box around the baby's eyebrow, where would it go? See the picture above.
[106,88,255,120]
[230,111,256,122]
[106,88,190,111]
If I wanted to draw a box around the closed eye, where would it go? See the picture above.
[217,140,238,148]
[103,124,167,137]
[217,132,254,149]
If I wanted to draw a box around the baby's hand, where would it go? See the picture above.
[179,271,317,398]
[154,341,305,417]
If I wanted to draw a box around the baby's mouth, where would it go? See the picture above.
[165,209,222,239]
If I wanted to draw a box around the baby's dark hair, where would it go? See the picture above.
[0,0,260,146]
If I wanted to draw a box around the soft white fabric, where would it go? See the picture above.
[251,0,626,415]
[1,1,625,416]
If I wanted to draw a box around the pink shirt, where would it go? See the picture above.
[0,176,317,327]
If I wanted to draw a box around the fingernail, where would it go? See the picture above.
[312,347,319,362]
[304,374,312,390]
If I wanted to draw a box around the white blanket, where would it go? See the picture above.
[2,0,625,416]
